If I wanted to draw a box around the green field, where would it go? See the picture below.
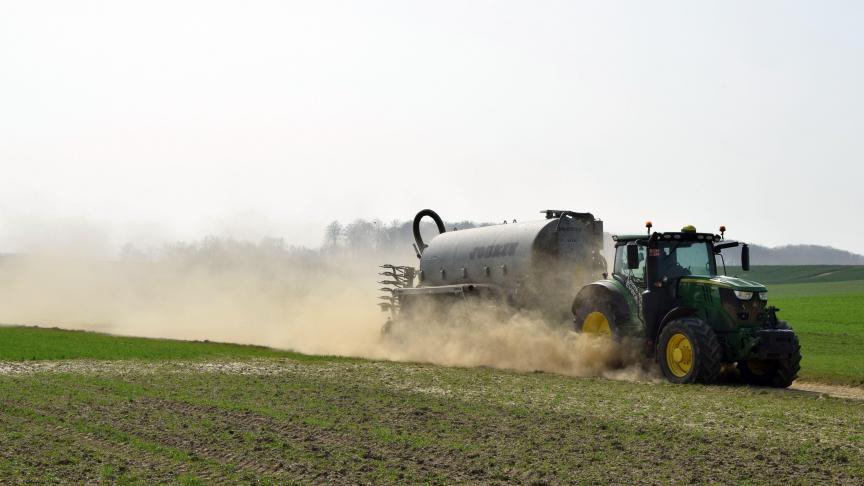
[727,265,864,285]
[0,326,325,362]
[1,343,862,484]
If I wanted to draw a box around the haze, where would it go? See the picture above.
[1,1,862,255]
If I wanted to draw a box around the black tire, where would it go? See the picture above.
[657,318,723,384]
[573,300,619,338]
[737,321,801,388]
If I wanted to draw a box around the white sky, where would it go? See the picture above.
[1,1,862,254]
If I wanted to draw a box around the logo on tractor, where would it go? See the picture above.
[624,276,644,323]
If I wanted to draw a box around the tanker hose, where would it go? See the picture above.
[412,209,446,255]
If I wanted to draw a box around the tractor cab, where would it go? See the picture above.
[613,224,749,286]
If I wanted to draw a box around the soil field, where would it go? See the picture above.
[1,356,862,485]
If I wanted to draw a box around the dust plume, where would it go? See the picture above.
[375,301,655,381]
[0,240,654,382]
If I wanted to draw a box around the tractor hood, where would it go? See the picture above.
[678,275,767,292]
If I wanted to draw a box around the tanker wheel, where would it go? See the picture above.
[737,321,801,388]
[657,318,722,384]
[574,302,617,337]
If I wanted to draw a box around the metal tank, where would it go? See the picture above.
[382,209,606,325]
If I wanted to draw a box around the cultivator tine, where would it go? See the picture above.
[377,263,417,316]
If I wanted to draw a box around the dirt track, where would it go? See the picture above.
[788,381,864,400]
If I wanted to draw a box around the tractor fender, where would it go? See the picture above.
[571,280,634,326]
[655,306,698,340]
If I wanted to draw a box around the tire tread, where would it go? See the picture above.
[658,317,723,384]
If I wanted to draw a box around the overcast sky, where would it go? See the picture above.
[1,1,862,255]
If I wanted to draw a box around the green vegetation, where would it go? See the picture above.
[767,279,864,298]
[0,326,328,362]
[1,358,861,484]
[726,265,864,284]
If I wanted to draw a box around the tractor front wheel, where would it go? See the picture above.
[737,321,801,388]
[657,318,723,384]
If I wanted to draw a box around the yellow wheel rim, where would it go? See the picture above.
[665,332,693,377]
[582,311,611,336]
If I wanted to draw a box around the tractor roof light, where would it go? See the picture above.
[645,220,653,235]
[719,225,726,240]
[681,225,696,233]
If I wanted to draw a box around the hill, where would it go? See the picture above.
[729,244,864,265]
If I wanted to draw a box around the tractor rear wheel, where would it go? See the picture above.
[657,318,722,384]
[737,321,801,388]
[573,301,617,338]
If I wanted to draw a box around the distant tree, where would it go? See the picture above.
[323,221,343,249]
[344,219,376,252]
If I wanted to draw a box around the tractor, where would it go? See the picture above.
[572,223,801,387]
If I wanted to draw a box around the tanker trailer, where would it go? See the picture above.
[378,209,606,329]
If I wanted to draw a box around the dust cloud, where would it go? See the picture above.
[377,303,655,381]
[0,242,655,382]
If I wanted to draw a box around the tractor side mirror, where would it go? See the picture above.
[626,244,640,269]
[741,244,750,271]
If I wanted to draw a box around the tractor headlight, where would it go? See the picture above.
[758,292,768,301]
[733,290,754,300]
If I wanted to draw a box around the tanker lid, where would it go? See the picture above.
[541,209,595,220]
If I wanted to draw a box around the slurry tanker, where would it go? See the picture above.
[379,209,800,387]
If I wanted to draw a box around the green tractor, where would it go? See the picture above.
[572,223,801,387]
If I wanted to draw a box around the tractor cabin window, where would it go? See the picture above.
[657,241,716,278]
[614,244,646,285]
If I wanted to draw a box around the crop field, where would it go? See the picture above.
[1,266,862,484]
[728,265,864,285]
[0,341,862,484]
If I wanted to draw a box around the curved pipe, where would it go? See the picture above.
[412,209,446,255]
